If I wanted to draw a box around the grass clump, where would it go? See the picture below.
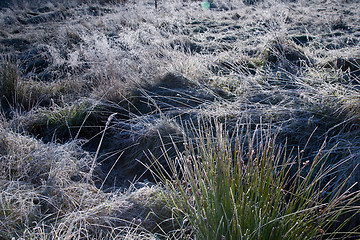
[0,61,20,109]
[0,123,166,240]
[0,181,41,240]
[262,38,313,71]
[151,121,360,239]
[25,98,104,142]
[0,60,86,112]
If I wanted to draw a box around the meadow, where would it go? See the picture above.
[0,0,360,238]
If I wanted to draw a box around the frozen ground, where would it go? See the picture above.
[0,0,360,238]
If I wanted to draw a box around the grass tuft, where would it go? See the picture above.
[150,120,360,239]
[24,98,104,142]
[0,60,20,109]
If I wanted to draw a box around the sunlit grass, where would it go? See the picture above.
[150,121,360,239]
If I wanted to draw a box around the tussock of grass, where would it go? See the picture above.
[0,181,41,239]
[24,98,103,142]
[0,60,20,109]
[0,59,88,112]
[0,127,92,185]
[150,121,360,239]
